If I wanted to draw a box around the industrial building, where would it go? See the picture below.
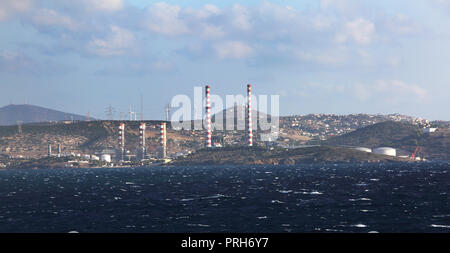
[423,128,437,133]
[101,154,111,163]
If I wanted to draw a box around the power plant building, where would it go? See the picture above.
[101,154,111,163]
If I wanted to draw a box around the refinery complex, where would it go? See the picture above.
[33,84,260,167]
[0,84,447,169]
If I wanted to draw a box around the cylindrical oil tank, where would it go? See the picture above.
[354,147,372,153]
[373,147,396,156]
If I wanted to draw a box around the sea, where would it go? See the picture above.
[1,162,450,233]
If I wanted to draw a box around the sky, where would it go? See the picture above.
[0,0,450,120]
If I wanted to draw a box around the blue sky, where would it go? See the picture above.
[0,0,449,120]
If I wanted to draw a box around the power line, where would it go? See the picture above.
[105,105,115,120]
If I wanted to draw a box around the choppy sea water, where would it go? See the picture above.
[1,162,450,233]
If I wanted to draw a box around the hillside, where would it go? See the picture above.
[0,119,264,159]
[171,146,409,166]
[281,113,430,140]
[185,105,273,132]
[0,120,193,157]
[324,121,421,147]
[0,104,90,126]
[324,121,450,160]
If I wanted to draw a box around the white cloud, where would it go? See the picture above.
[149,60,174,72]
[386,56,401,67]
[351,80,428,103]
[184,4,221,20]
[385,14,420,35]
[312,15,334,30]
[0,51,25,67]
[335,18,375,45]
[320,0,361,14]
[429,0,450,8]
[0,51,30,73]
[258,2,297,23]
[230,4,252,31]
[213,41,253,59]
[88,25,135,56]
[204,4,221,15]
[145,2,189,36]
[375,80,428,101]
[275,44,347,65]
[0,0,33,21]
[32,9,78,30]
[337,18,375,45]
[296,50,346,65]
[352,83,371,101]
[200,24,225,39]
[0,50,68,75]
[0,1,420,73]
[82,0,123,12]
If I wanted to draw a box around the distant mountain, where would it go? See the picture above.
[184,105,273,131]
[213,105,270,120]
[210,105,273,130]
[0,104,91,126]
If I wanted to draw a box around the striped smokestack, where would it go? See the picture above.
[118,123,125,161]
[247,84,253,146]
[139,123,146,159]
[160,122,167,158]
[57,144,61,158]
[205,85,212,148]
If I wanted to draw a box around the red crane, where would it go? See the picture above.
[411,147,421,160]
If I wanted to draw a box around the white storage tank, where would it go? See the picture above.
[353,147,372,153]
[101,154,111,163]
[373,147,396,157]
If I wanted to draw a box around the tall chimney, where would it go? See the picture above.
[205,85,212,148]
[48,144,52,157]
[160,122,167,158]
[139,123,146,160]
[247,84,253,147]
[57,144,61,158]
[118,123,125,161]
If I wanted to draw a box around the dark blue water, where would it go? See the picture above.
[1,162,450,233]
